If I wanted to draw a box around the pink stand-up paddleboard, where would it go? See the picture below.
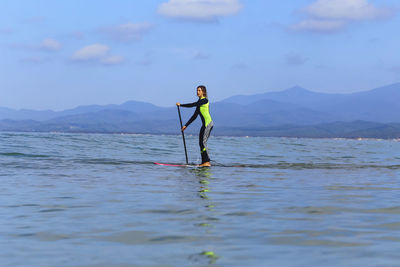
[154,162,187,167]
[154,162,200,167]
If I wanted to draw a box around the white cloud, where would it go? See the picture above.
[158,0,242,21]
[10,38,62,52]
[306,0,392,20]
[39,39,62,51]
[71,44,125,65]
[291,19,346,32]
[72,44,109,61]
[172,48,210,60]
[100,56,125,65]
[101,22,152,42]
[292,0,395,33]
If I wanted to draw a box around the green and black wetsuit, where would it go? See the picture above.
[181,97,214,164]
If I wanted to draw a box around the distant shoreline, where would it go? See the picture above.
[1,129,400,141]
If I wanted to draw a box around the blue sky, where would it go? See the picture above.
[1,0,400,110]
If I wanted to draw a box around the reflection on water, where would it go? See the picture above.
[191,167,220,264]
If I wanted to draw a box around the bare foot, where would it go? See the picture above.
[198,162,211,167]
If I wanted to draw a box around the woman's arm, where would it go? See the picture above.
[177,98,207,107]
[180,101,198,107]
[185,107,200,127]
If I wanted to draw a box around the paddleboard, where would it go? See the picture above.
[154,162,206,168]
[154,162,247,168]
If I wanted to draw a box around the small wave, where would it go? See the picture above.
[0,152,50,158]
[214,162,400,170]
[39,208,65,213]
[75,158,156,166]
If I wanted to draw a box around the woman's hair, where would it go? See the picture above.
[197,85,208,98]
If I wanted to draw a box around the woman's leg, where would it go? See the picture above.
[199,122,213,165]
[199,126,207,163]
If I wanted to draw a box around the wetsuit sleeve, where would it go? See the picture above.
[181,98,207,107]
[185,107,199,127]
[198,98,208,105]
[180,101,197,107]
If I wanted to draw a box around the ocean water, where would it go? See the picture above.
[1,132,400,267]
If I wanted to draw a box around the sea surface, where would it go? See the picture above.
[1,132,400,267]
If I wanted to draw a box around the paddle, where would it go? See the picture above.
[177,105,189,165]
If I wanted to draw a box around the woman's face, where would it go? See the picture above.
[197,87,203,97]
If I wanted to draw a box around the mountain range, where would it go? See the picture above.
[1,83,400,138]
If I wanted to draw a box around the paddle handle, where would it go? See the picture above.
[177,106,189,165]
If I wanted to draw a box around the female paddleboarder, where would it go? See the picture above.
[176,85,214,167]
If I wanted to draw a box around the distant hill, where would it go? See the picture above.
[222,86,347,107]
[0,100,161,121]
[222,83,400,123]
[0,107,57,121]
[1,82,400,138]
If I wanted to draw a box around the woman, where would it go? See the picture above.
[176,85,214,167]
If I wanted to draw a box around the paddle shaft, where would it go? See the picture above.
[177,106,189,165]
